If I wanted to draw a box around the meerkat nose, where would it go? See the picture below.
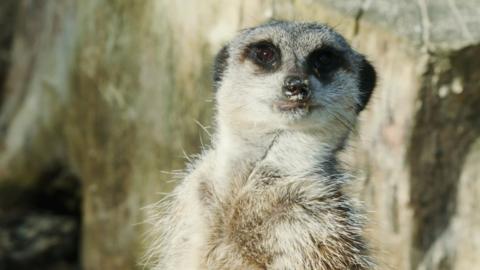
[283,76,310,100]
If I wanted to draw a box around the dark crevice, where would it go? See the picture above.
[0,163,82,270]
[353,7,365,36]
[353,0,370,37]
[407,45,480,269]
[0,0,20,107]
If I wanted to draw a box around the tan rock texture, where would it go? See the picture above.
[0,0,479,269]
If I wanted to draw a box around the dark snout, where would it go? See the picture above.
[282,75,310,101]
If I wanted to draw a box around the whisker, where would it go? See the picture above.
[326,108,355,133]
[194,119,212,138]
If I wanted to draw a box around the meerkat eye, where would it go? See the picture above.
[248,41,280,70]
[255,45,275,63]
[308,48,342,75]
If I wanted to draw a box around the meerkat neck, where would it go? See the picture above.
[214,124,341,188]
[261,131,338,176]
[213,125,274,187]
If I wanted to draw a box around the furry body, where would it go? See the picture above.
[147,21,376,270]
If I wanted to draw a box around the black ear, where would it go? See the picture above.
[356,58,377,112]
[213,45,229,91]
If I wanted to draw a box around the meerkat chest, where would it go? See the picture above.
[200,163,349,269]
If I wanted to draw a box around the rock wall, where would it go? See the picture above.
[0,0,479,269]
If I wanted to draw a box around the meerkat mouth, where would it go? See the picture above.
[276,100,310,111]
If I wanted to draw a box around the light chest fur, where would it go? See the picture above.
[148,132,373,270]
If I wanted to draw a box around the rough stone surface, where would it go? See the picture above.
[319,0,480,50]
[0,0,479,269]
[1,0,214,269]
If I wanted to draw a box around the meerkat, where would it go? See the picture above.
[146,21,377,270]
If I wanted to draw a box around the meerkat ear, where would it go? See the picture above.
[213,45,230,91]
[357,58,377,112]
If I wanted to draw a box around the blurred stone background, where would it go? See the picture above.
[0,0,479,269]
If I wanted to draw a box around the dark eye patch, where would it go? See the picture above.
[245,41,281,72]
[307,47,345,80]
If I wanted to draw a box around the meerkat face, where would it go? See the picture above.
[214,21,376,134]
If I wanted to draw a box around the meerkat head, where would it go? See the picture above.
[213,21,376,139]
